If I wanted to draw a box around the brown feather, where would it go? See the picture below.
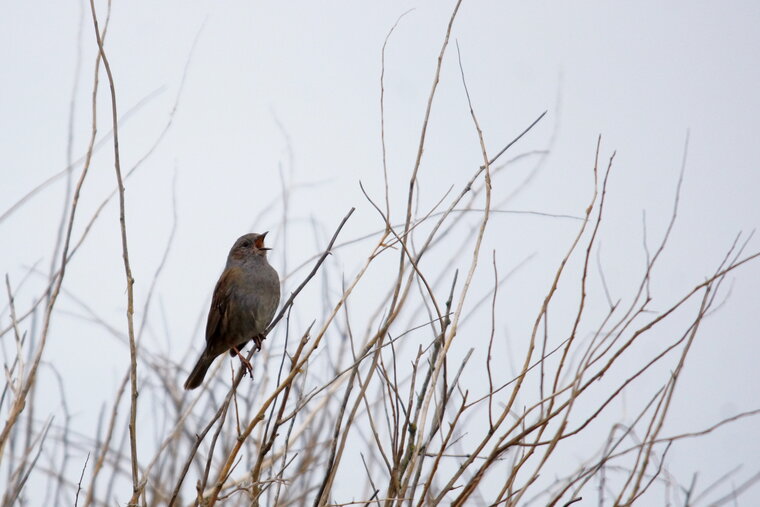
[205,266,241,351]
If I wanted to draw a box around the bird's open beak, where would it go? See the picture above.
[257,231,272,251]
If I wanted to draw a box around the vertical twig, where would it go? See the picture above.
[87,0,140,500]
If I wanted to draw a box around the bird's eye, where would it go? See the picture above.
[241,240,252,248]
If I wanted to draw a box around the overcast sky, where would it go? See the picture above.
[2,1,759,504]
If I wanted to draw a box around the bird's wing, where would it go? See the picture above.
[205,266,240,345]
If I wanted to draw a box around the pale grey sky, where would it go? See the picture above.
[1,1,759,504]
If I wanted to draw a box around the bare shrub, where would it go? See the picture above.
[1,2,758,506]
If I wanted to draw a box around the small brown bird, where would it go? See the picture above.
[184,232,280,390]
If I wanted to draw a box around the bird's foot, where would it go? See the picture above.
[232,346,254,379]
[252,333,265,351]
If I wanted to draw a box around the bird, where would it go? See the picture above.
[184,232,280,390]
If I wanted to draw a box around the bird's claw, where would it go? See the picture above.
[232,346,254,379]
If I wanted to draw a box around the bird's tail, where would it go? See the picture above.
[184,350,215,390]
